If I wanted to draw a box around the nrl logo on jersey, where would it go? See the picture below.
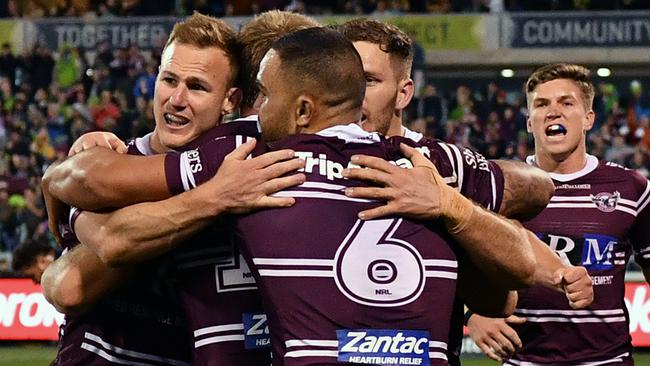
[590,191,620,212]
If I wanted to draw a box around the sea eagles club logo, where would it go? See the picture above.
[590,191,620,212]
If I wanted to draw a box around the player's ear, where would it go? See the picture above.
[295,95,314,129]
[396,78,414,111]
[526,117,533,133]
[583,109,595,133]
[222,87,242,115]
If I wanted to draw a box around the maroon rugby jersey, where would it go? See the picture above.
[157,116,272,365]
[504,155,650,366]
[52,135,191,366]
[165,123,505,366]
[402,125,504,366]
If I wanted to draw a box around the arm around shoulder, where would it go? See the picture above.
[42,147,170,210]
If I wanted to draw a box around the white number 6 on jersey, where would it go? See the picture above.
[334,219,425,307]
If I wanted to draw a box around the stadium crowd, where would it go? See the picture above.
[1,36,650,274]
[2,0,650,18]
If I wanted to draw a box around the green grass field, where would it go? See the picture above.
[1,345,650,365]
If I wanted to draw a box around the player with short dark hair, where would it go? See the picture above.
[466,63,650,365]
[12,238,55,284]
[159,28,591,365]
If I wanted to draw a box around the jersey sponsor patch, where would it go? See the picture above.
[538,232,621,269]
[336,329,430,365]
[242,313,270,349]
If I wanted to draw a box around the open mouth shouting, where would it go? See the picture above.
[545,124,567,138]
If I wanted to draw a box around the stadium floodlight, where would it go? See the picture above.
[597,68,611,77]
[500,69,514,78]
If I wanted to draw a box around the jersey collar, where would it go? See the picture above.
[317,123,382,144]
[526,154,599,182]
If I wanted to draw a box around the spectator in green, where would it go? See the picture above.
[54,45,82,89]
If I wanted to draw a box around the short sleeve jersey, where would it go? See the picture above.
[165,123,506,366]
[52,139,191,366]
[505,155,650,365]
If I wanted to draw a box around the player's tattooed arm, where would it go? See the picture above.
[493,160,554,221]
[42,147,170,211]
[41,244,134,315]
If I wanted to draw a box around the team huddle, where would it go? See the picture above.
[38,10,650,366]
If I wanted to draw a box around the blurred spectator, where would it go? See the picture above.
[606,135,636,165]
[0,43,17,84]
[11,238,55,283]
[133,61,157,101]
[0,0,649,16]
[417,84,446,138]
[25,45,55,91]
[55,45,84,89]
[90,89,120,130]
[627,148,650,177]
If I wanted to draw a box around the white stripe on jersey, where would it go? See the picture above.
[179,152,197,191]
[637,179,650,214]
[424,271,457,280]
[505,351,630,366]
[437,142,461,192]
[298,181,347,191]
[285,339,339,348]
[546,202,637,217]
[422,259,458,268]
[284,350,339,358]
[255,256,457,279]
[429,352,448,360]
[193,323,247,349]
[515,308,625,316]
[82,332,190,366]
[448,144,465,191]
[429,341,448,350]
[195,335,245,349]
[550,195,638,209]
[194,323,244,337]
[258,269,334,277]
[253,258,334,266]
[521,316,626,323]
[258,269,458,280]
[271,190,377,203]
[316,123,382,144]
[81,343,161,366]
[490,170,497,211]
